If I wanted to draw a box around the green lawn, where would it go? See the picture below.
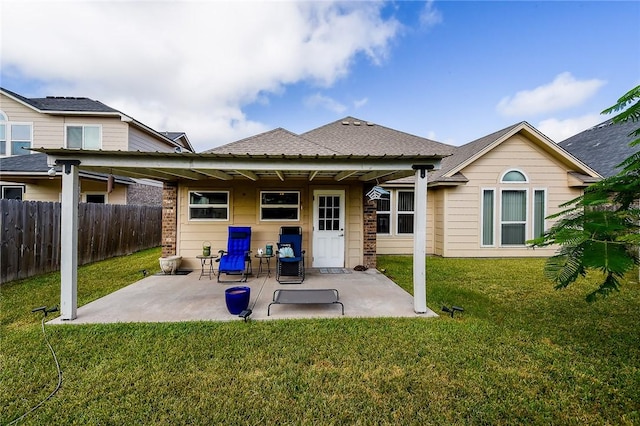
[2,249,639,425]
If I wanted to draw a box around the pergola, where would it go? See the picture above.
[39,149,443,320]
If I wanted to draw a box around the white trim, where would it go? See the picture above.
[396,189,415,235]
[64,124,103,150]
[500,168,529,183]
[82,192,108,204]
[188,190,230,221]
[499,187,529,246]
[1,184,25,200]
[259,190,300,222]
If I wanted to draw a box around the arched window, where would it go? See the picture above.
[0,110,7,121]
[501,170,527,182]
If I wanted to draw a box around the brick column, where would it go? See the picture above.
[363,194,377,269]
[161,182,178,257]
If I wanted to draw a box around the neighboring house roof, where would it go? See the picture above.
[387,121,600,187]
[0,153,133,184]
[1,87,189,152]
[559,118,638,178]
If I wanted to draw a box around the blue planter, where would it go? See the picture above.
[225,286,251,315]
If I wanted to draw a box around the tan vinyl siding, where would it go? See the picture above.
[128,127,174,152]
[441,134,581,257]
[176,180,364,271]
[21,178,127,204]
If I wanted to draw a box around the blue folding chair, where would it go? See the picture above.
[217,226,252,282]
[276,226,305,284]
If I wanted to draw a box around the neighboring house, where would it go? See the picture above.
[379,121,601,257]
[0,87,193,204]
[559,118,637,178]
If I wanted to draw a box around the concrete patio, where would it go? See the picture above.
[49,267,438,324]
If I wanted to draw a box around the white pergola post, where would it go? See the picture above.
[60,161,79,320]
[412,165,430,313]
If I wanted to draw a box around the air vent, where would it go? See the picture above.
[353,121,361,126]
[342,121,350,125]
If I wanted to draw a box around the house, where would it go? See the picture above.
[559,118,637,178]
[0,87,193,204]
[42,117,453,319]
[41,116,602,320]
[378,121,601,257]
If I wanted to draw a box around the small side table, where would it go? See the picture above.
[196,255,218,280]
[255,254,274,278]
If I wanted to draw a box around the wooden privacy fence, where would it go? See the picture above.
[1,199,162,283]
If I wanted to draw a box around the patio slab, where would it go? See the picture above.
[48,268,438,324]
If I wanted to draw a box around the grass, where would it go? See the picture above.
[2,249,639,424]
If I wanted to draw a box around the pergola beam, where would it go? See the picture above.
[334,170,357,181]
[235,170,258,181]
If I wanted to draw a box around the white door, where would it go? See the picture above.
[312,190,345,268]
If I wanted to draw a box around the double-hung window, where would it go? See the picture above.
[189,191,229,220]
[501,189,527,245]
[376,195,391,234]
[260,191,300,221]
[0,111,33,156]
[66,125,101,150]
[396,191,414,234]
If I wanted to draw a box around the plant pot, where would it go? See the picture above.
[225,286,250,315]
[159,255,182,275]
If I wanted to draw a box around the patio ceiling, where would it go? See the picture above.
[37,149,445,183]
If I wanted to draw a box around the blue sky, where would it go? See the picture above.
[2,1,639,152]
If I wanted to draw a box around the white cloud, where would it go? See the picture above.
[304,93,347,114]
[420,0,443,29]
[1,1,399,151]
[497,72,606,117]
[353,97,368,108]
[537,113,603,142]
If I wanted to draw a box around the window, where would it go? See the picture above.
[66,125,101,149]
[189,191,229,220]
[0,111,32,156]
[481,189,495,246]
[260,191,299,221]
[376,195,391,234]
[533,190,546,239]
[84,193,106,204]
[501,170,527,182]
[501,190,527,245]
[2,185,24,200]
[396,191,414,234]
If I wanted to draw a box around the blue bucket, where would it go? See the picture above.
[225,286,251,315]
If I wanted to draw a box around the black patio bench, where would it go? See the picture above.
[267,289,344,316]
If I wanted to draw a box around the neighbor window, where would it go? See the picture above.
[396,191,414,234]
[189,191,229,220]
[1,185,24,200]
[0,111,32,156]
[84,193,106,204]
[66,125,101,150]
[260,191,299,221]
[376,195,391,234]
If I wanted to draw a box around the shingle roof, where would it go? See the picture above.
[0,152,51,172]
[429,122,523,181]
[1,87,119,113]
[302,117,455,156]
[205,128,340,156]
[0,153,133,183]
[559,119,638,177]
[206,118,455,158]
